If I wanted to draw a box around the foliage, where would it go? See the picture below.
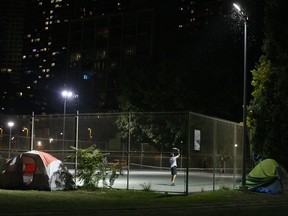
[117,16,244,122]
[65,145,119,189]
[116,112,187,151]
[139,182,152,191]
[249,0,288,167]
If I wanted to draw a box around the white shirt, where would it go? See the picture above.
[169,156,177,168]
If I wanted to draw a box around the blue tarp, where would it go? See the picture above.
[246,159,288,194]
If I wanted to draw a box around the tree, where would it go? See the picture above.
[249,0,288,167]
[116,112,188,152]
[118,14,245,121]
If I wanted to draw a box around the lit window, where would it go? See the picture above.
[70,53,81,62]
[50,10,53,14]
[97,50,107,59]
[45,27,49,30]
[125,47,136,56]
[111,62,117,68]
[97,28,109,38]
[51,63,55,66]
[48,42,52,46]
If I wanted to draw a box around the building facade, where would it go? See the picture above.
[22,0,171,114]
[66,9,155,111]
[0,0,26,114]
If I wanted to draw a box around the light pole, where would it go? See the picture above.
[8,121,14,159]
[22,127,28,137]
[22,127,29,149]
[62,90,73,157]
[233,2,248,189]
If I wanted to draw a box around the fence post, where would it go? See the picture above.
[212,120,217,191]
[30,112,34,151]
[185,112,190,195]
[75,111,79,180]
[126,113,131,190]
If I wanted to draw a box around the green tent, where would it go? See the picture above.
[246,159,288,193]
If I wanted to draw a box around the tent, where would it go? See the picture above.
[0,150,75,191]
[246,158,288,194]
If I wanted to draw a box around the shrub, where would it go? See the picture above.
[65,145,119,190]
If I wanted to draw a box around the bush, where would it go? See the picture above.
[65,145,119,190]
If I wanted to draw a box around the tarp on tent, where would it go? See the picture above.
[246,158,288,194]
[0,151,75,191]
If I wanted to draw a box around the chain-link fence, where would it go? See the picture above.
[0,111,247,194]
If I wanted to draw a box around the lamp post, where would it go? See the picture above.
[62,90,73,157]
[233,3,248,189]
[22,127,29,149]
[22,127,28,137]
[8,121,14,159]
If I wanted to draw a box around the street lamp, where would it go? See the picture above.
[8,121,14,159]
[233,2,248,189]
[62,90,73,157]
[22,127,29,137]
[22,127,29,149]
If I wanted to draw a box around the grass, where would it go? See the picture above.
[1,188,288,215]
